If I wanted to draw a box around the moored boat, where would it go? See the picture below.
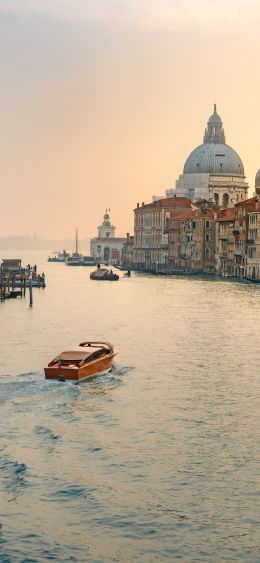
[65,228,83,266]
[44,341,117,383]
[48,250,69,263]
[90,267,119,281]
[81,256,96,266]
[65,253,82,266]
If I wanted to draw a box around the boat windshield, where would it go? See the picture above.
[52,346,107,364]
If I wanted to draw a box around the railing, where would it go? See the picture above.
[219,236,228,241]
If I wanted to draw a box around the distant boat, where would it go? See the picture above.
[44,341,117,383]
[81,256,96,266]
[90,267,119,281]
[65,229,83,266]
[48,250,69,263]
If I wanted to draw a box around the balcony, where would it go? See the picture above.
[219,236,228,241]
[164,222,178,232]
[246,239,255,245]
[160,243,168,249]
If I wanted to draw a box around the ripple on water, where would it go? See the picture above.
[1,268,260,561]
[0,457,29,498]
[34,426,61,442]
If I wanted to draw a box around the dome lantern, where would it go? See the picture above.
[203,104,226,144]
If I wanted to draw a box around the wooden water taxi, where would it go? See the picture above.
[44,341,117,383]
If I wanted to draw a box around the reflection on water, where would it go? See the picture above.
[0,251,260,561]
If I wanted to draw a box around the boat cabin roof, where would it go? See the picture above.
[55,346,103,361]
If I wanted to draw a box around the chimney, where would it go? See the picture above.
[126,232,130,238]
[142,202,144,206]
[137,203,139,208]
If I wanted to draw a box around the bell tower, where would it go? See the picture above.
[97,210,116,238]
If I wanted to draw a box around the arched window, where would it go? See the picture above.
[214,193,219,205]
[205,247,210,259]
[205,233,210,242]
[223,193,229,208]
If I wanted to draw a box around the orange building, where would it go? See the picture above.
[215,208,236,276]
[233,197,259,278]
[166,205,217,273]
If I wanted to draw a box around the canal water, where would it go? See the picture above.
[0,251,260,562]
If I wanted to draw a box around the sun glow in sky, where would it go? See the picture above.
[1,0,260,238]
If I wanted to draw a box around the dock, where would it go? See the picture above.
[0,259,46,301]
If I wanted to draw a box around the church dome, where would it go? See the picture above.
[183,105,244,176]
[184,143,244,175]
[255,168,260,187]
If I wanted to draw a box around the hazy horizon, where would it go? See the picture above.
[1,0,260,238]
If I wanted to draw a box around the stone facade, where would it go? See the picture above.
[215,209,236,276]
[90,211,127,265]
[132,194,260,279]
[133,197,192,271]
[245,209,260,281]
[233,197,259,278]
[166,207,216,273]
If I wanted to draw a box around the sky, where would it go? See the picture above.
[1,0,260,240]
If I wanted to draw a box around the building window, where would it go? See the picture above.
[205,247,210,259]
[205,233,210,242]
[223,193,229,208]
[205,220,210,229]
[106,232,110,238]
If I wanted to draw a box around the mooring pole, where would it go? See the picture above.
[29,277,33,307]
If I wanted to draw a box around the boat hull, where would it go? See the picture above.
[44,352,117,382]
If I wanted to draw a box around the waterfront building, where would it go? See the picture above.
[121,234,134,269]
[175,105,248,207]
[90,211,127,265]
[246,210,260,280]
[165,210,194,270]
[215,208,236,276]
[245,172,260,280]
[133,197,192,270]
[166,205,216,273]
[233,197,259,278]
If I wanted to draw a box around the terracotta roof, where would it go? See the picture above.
[134,197,192,211]
[168,210,195,221]
[217,208,235,222]
[218,213,235,222]
[235,196,258,207]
